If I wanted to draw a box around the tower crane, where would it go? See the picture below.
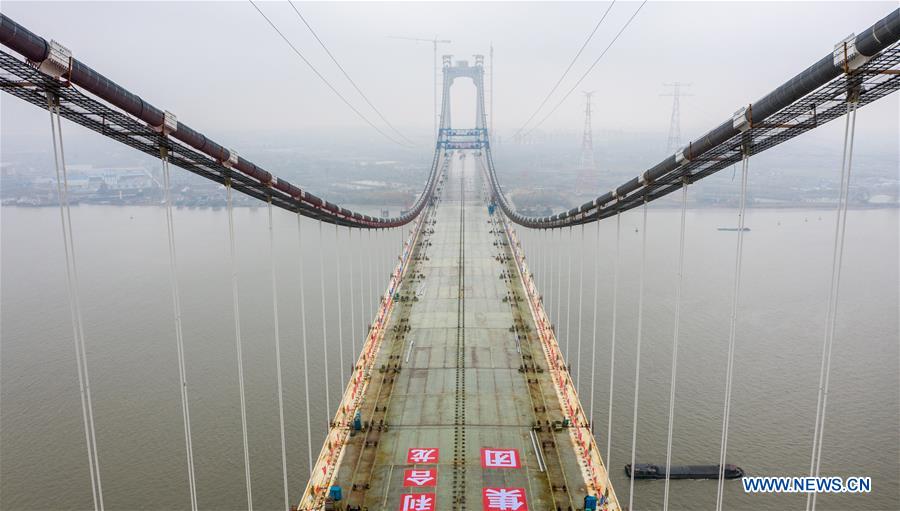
[388,35,451,142]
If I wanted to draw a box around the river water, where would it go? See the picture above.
[1,204,897,510]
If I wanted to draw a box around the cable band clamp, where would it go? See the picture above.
[35,40,73,82]
[833,34,870,74]
[222,149,239,168]
[733,105,752,132]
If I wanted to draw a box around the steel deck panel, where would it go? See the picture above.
[329,153,611,510]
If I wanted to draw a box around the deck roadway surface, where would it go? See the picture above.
[333,152,597,510]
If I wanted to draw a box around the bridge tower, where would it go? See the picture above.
[440,54,487,133]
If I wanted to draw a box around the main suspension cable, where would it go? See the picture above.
[49,99,104,511]
[267,200,290,511]
[627,199,649,511]
[512,0,617,138]
[715,150,751,511]
[287,1,416,146]
[247,0,414,148]
[523,0,648,137]
[161,151,198,511]
[808,100,859,511]
[663,182,689,511]
[296,214,314,475]
[226,182,254,510]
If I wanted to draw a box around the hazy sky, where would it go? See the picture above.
[1,1,898,149]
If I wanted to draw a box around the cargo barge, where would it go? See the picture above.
[625,463,744,480]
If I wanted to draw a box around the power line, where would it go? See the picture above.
[512,0,616,139]
[287,1,417,146]
[247,0,414,148]
[523,0,648,138]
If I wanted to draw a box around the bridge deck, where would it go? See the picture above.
[322,153,617,510]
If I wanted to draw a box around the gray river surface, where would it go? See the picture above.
[1,204,897,510]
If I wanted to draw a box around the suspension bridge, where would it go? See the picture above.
[1,6,898,511]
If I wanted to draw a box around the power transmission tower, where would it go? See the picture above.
[575,91,597,193]
[579,91,595,169]
[662,82,692,153]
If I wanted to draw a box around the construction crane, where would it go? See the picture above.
[388,35,451,142]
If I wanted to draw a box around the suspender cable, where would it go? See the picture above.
[161,150,198,511]
[385,230,390,300]
[538,231,542,290]
[543,230,549,324]
[377,229,382,316]
[359,229,366,336]
[663,182,689,511]
[226,181,253,510]
[628,199,649,511]
[548,229,556,326]
[49,99,104,511]
[335,224,345,388]
[547,229,554,326]
[606,210,621,475]
[318,222,331,424]
[576,223,586,389]
[296,214,314,475]
[368,229,374,325]
[266,200,290,511]
[375,229,381,297]
[589,220,600,426]
[565,228,574,359]
[382,229,388,300]
[348,227,357,365]
[715,149,751,511]
[539,230,546,298]
[808,100,859,511]
[377,229,383,301]
[528,233,535,286]
[556,229,563,331]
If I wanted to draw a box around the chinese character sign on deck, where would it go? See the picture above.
[399,493,436,511]
[403,468,437,487]
[407,447,439,464]
[480,448,521,469]
[482,487,528,511]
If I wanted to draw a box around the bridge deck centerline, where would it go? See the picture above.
[306,152,620,510]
